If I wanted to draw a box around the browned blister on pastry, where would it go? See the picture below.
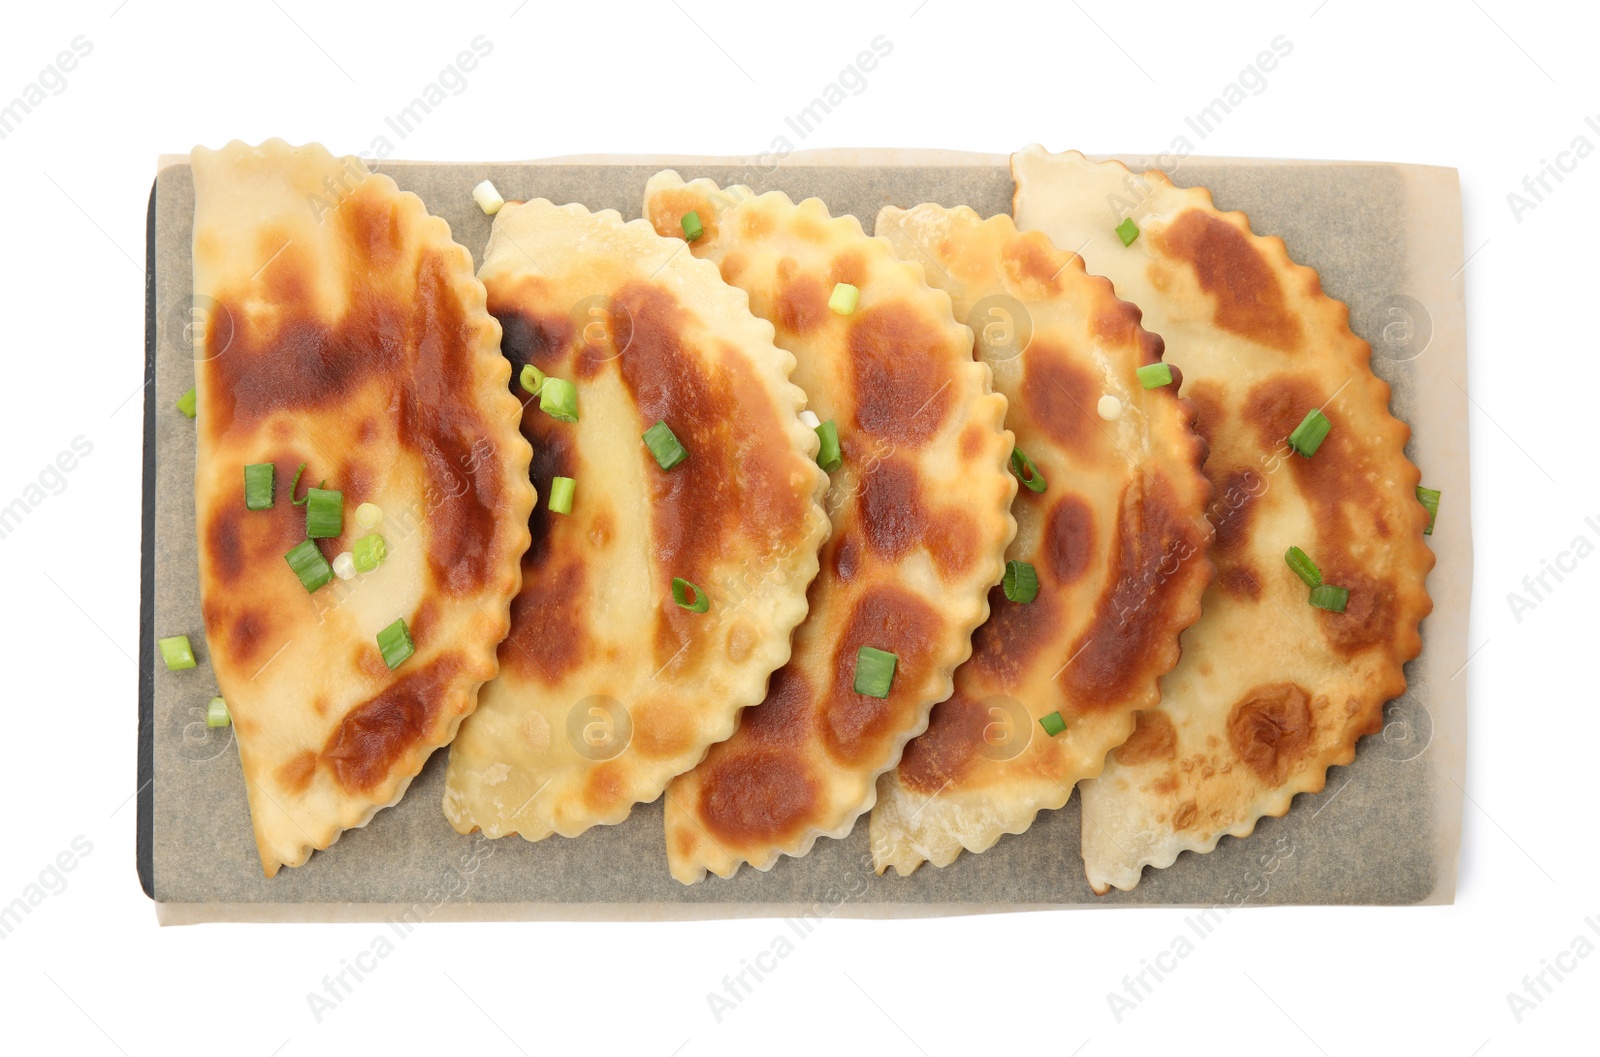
[870,204,1213,875]
[1012,146,1434,892]
[191,140,535,876]
[644,174,1017,882]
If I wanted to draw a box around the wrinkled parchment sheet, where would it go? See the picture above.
[146,149,1468,922]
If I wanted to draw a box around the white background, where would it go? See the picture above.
[0,0,1593,1053]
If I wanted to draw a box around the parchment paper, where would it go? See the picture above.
[141,149,1470,921]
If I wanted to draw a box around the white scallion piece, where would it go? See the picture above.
[355,502,383,529]
[1097,394,1122,420]
[333,552,357,580]
[799,410,821,430]
[473,179,505,215]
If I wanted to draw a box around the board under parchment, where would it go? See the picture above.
[143,151,1469,917]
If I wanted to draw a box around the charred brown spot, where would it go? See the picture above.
[968,581,1061,685]
[1226,682,1314,784]
[1091,295,1144,347]
[582,761,626,812]
[204,464,308,588]
[321,654,462,795]
[1116,711,1178,767]
[1022,342,1100,456]
[276,751,317,795]
[1316,569,1398,658]
[855,455,980,578]
[822,585,941,765]
[827,251,867,287]
[1209,470,1264,566]
[848,303,956,447]
[1045,493,1096,586]
[1058,475,1207,710]
[898,690,989,793]
[697,749,819,846]
[776,272,831,335]
[500,557,589,684]
[339,188,405,270]
[736,665,814,748]
[493,302,572,374]
[1218,565,1263,599]
[1172,801,1199,829]
[1185,380,1228,453]
[1156,210,1303,351]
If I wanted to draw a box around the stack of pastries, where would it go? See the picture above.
[185,141,1432,891]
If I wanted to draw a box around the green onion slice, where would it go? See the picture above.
[828,282,860,315]
[540,377,578,423]
[520,363,546,396]
[1137,362,1173,389]
[158,635,196,671]
[815,420,842,473]
[305,487,343,539]
[244,463,275,510]
[681,210,704,242]
[1417,486,1441,536]
[1115,218,1140,246]
[1309,584,1349,613]
[1010,447,1047,493]
[206,696,231,728]
[643,421,688,470]
[853,646,898,699]
[548,476,575,515]
[1284,546,1322,588]
[285,539,334,593]
[1003,560,1039,604]
[352,532,387,573]
[1039,711,1067,737]
[289,463,312,505]
[1287,408,1332,458]
[176,386,197,418]
[376,617,415,670]
[672,577,709,613]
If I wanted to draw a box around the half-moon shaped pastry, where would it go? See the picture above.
[443,199,829,843]
[191,140,534,876]
[870,203,1212,875]
[1013,146,1434,892]
[644,174,1016,882]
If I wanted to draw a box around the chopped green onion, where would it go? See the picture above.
[1137,362,1173,389]
[672,577,709,613]
[289,463,312,505]
[643,421,688,470]
[158,635,196,671]
[1417,486,1441,536]
[1003,560,1039,604]
[376,617,414,670]
[853,646,897,699]
[1309,584,1349,613]
[539,377,578,423]
[799,410,821,430]
[305,487,343,539]
[352,533,387,573]
[1039,711,1067,737]
[1287,408,1332,458]
[1284,546,1322,588]
[681,210,704,242]
[815,420,842,473]
[285,539,333,593]
[1010,447,1047,493]
[355,502,383,529]
[472,179,505,215]
[1097,394,1122,420]
[206,696,231,728]
[333,552,356,580]
[548,476,575,515]
[243,463,275,510]
[519,363,546,396]
[828,282,860,315]
[176,386,197,418]
[1115,218,1140,246]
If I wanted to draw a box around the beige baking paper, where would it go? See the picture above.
[146,149,1469,922]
